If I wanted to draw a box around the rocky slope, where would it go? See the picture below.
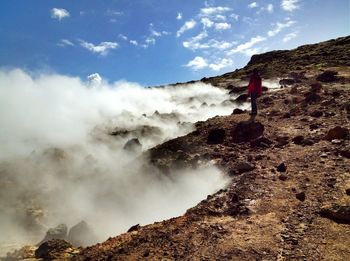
[4,35,350,260]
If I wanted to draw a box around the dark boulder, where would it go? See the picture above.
[295,192,306,202]
[276,163,287,172]
[39,224,68,245]
[324,126,349,141]
[292,135,304,145]
[235,162,255,174]
[68,221,96,247]
[35,239,74,260]
[228,86,246,94]
[123,138,142,152]
[310,110,323,118]
[279,78,296,86]
[316,70,338,82]
[127,224,140,233]
[304,92,321,103]
[320,205,350,224]
[310,82,322,92]
[231,121,264,143]
[207,129,226,144]
[232,108,245,115]
[235,94,249,103]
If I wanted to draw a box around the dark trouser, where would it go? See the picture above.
[251,92,258,115]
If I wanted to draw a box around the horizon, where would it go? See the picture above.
[0,0,349,86]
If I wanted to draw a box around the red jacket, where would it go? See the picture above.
[248,74,262,95]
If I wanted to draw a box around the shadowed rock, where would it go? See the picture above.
[316,70,338,82]
[320,205,350,224]
[68,221,96,247]
[39,224,68,245]
[207,129,226,144]
[324,126,349,141]
[231,121,264,143]
[123,138,142,152]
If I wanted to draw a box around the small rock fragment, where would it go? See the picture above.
[277,163,287,172]
[296,192,306,202]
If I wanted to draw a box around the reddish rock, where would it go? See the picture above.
[231,121,264,143]
[324,126,349,141]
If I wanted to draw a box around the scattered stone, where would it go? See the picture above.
[231,121,264,143]
[310,82,322,92]
[282,112,291,118]
[228,86,246,94]
[310,124,320,130]
[304,92,321,103]
[262,96,273,104]
[296,192,306,202]
[279,78,296,86]
[327,178,337,188]
[302,139,314,146]
[207,128,226,144]
[316,70,338,82]
[35,239,75,260]
[346,188,350,196]
[68,221,96,247]
[310,110,323,118]
[232,108,245,115]
[123,138,142,152]
[279,174,288,181]
[324,126,349,141]
[292,135,304,145]
[250,137,273,148]
[339,150,350,159]
[39,224,68,245]
[235,161,255,174]
[127,224,140,233]
[235,94,249,103]
[290,86,298,94]
[320,205,350,224]
[277,163,287,172]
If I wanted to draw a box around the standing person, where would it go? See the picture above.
[248,68,262,116]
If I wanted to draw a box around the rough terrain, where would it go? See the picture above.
[3,36,350,261]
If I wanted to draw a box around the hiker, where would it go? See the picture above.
[248,68,262,116]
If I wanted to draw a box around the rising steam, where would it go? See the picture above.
[0,68,237,253]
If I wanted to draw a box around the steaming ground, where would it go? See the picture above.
[0,68,244,253]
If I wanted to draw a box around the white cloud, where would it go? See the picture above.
[106,10,123,16]
[267,4,274,13]
[200,6,231,16]
[230,14,240,21]
[208,40,234,50]
[283,31,298,42]
[80,41,118,56]
[119,34,128,41]
[215,15,226,21]
[209,58,233,71]
[185,56,208,71]
[229,36,266,55]
[267,20,296,37]
[215,22,231,31]
[201,18,214,28]
[51,8,70,21]
[87,73,102,86]
[57,39,74,47]
[183,31,209,50]
[176,20,197,37]
[130,40,138,46]
[281,0,300,11]
[177,12,182,20]
[248,2,258,8]
[145,37,156,45]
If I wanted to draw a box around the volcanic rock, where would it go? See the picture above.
[316,70,338,82]
[296,192,306,202]
[127,224,141,233]
[39,224,68,245]
[276,163,287,172]
[235,161,255,174]
[68,221,96,247]
[324,126,349,141]
[235,94,249,103]
[278,174,288,181]
[207,128,226,144]
[292,135,304,145]
[232,108,245,115]
[35,239,75,260]
[231,121,264,143]
[228,86,246,94]
[279,78,296,86]
[310,82,322,92]
[304,92,321,103]
[320,205,350,224]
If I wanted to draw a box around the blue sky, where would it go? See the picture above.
[0,0,349,86]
